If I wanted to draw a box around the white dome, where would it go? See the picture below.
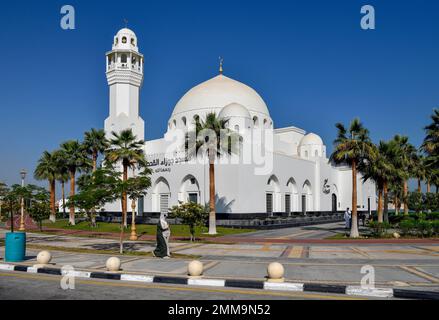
[219,103,251,119]
[117,28,136,37]
[300,133,323,146]
[172,75,270,118]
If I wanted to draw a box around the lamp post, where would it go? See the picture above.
[129,162,138,241]
[19,169,27,231]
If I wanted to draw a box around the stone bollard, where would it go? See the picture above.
[393,232,401,239]
[188,260,204,278]
[106,257,121,272]
[267,262,285,283]
[34,250,52,268]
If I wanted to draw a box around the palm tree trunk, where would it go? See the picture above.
[122,164,128,228]
[417,179,422,193]
[69,170,76,225]
[119,164,128,254]
[394,195,400,216]
[377,185,383,223]
[49,179,56,223]
[208,153,217,235]
[403,180,409,216]
[350,159,359,238]
[383,181,389,223]
[427,181,431,193]
[92,152,97,172]
[61,181,66,218]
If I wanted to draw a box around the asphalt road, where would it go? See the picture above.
[0,271,371,301]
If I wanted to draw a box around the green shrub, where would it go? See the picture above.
[432,220,439,235]
[399,219,416,236]
[369,221,391,237]
[417,220,434,237]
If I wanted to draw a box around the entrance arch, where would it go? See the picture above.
[332,194,337,212]
[302,180,313,214]
[287,178,299,213]
[152,177,171,214]
[266,175,281,214]
[179,175,200,204]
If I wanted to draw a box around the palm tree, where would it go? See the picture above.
[34,151,58,222]
[0,181,8,219]
[422,109,439,156]
[413,153,427,193]
[329,118,375,238]
[186,112,240,235]
[83,129,109,172]
[393,135,417,216]
[105,129,145,228]
[61,140,90,225]
[54,150,69,218]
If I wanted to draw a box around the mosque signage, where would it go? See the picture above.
[147,155,189,173]
[322,179,331,194]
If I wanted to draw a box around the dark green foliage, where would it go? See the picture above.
[169,202,209,242]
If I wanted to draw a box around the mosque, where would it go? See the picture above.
[103,28,377,220]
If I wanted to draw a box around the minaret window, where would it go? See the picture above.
[121,54,127,64]
[122,37,127,44]
[253,116,259,127]
[182,117,187,127]
[131,38,135,46]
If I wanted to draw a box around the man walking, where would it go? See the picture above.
[344,207,351,229]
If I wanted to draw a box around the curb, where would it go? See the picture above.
[1,263,438,300]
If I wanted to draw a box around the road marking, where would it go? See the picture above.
[350,247,371,258]
[0,272,364,300]
[172,243,204,253]
[400,266,439,283]
[288,246,304,258]
[274,230,316,240]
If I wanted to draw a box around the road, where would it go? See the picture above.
[0,271,369,300]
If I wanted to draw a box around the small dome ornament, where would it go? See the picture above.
[219,56,224,75]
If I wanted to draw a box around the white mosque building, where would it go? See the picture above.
[103,28,377,220]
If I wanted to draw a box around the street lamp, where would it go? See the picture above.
[19,169,27,231]
[129,162,138,241]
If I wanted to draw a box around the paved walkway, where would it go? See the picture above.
[1,225,439,290]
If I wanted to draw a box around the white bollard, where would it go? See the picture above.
[188,260,204,278]
[267,262,285,283]
[106,257,121,272]
[34,251,52,268]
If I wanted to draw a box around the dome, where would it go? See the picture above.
[219,103,251,119]
[113,28,138,52]
[172,75,270,118]
[116,28,136,37]
[300,133,323,146]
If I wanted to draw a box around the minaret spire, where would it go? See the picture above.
[219,56,224,75]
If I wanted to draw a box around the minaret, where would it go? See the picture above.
[104,28,145,141]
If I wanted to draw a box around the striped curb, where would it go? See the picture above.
[1,263,438,300]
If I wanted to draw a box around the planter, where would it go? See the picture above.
[5,232,26,262]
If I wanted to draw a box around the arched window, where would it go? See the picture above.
[264,119,268,127]
[173,119,177,128]
[122,37,127,44]
[253,116,259,127]
[121,54,127,64]
[131,38,135,46]
[194,115,200,124]
[234,125,240,132]
[182,117,187,127]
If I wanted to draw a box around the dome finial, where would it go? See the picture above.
[123,18,128,28]
[219,56,224,75]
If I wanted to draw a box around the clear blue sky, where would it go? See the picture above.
[1,0,438,190]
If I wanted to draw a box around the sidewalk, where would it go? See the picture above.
[1,230,439,289]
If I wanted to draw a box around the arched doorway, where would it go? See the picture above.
[152,177,171,214]
[332,194,337,212]
[266,175,281,215]
[302,180,313,214]
[179,175,200,204]
[287,178,299,214]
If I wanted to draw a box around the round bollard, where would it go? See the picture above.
[267,262,285,283]
[106,257,121,272]
[188,260,203,278]
[393,232,401,239]
[37,251,52,265]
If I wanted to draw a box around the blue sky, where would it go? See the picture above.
[0,0,438,190]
